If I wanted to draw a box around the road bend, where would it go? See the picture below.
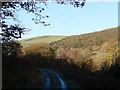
[40,69,67,89]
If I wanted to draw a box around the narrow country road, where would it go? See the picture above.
[40,69,68,89]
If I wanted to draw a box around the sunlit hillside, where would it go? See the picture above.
[51,27,119,71]
[51,27,118,49]
[19,35,66,47]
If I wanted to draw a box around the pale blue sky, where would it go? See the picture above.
[15,2,118,40]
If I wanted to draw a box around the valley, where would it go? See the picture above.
[3,27,120,88]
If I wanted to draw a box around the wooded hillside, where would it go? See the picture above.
[51,27,119,71]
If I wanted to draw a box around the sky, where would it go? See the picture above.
[9,1,118,40]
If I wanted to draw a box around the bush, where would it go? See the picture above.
[2,41,22,56]
[23,43,55,57]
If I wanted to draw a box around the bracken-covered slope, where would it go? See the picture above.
[51,27,118,49]
[50,27,119,72]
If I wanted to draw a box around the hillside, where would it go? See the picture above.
[50,27,119,71]
[51,27,118,49]
[19,27,119,71]
[19,35,66,47]
[3,27,120,88]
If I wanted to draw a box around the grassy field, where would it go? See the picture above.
[19,35,66,47]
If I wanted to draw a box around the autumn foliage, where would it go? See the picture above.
[2,27,120,88]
